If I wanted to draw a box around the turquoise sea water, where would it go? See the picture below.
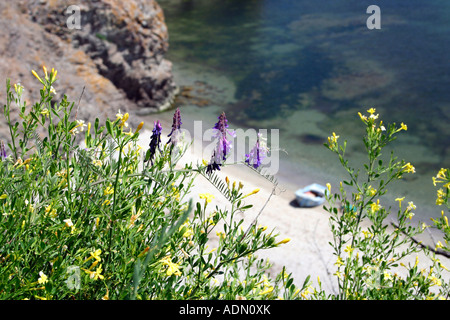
[157,0,450,222]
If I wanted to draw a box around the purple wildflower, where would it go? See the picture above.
[0,140,6,161]
[245,133,268,169]
[145,120,162,165]
[206,112,235,174]
[167,108,182,147]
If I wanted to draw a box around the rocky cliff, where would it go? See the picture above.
[0,0,176,136]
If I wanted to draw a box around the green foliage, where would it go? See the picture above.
[1,69,449,301]
[431,168,450,252]
[320,108,450,300]
[0,68,302,300]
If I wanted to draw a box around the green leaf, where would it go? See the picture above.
[106,120,112,136]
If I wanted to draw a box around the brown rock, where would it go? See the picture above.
[0,0,176,143]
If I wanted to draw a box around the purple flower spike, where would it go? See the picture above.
[245,133,268,169]
[206,112,235,174]
[146,120,162,165]
[167,108,182,147]
[0,140,6,161]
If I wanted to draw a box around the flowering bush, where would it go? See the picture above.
[431,168,450,252]
[1,68,449,301]
[0,68,300,300]
[320,108,450,299]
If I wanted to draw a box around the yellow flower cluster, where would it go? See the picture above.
[327,132,339,149]
[45,204,57,219]
[81,249,104,280]
[159,256,182,277]
[32,65,57,85]
[37,271,48,285]
[369,199,382,213]
[357,108,408,135]
[402,162,416,174]
[116,109,129,129]
[258,275,274,296]
[199,193,215,204]
[432,168,449,206]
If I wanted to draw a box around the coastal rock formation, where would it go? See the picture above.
[0,0,176,139]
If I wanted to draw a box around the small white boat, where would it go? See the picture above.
[295,183,327,207]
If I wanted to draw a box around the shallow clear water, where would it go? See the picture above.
[157,0,450,221]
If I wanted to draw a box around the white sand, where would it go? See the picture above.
[134,118,450,297]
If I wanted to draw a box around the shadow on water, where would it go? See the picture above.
[229,46,334,121]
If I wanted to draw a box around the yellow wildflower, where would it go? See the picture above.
[40,108,50,118]
[90,249,102,262]
[407,201,416,212]
[243,188,260,198]
[50,68,57,82]
[216,231,225,239]
[395,197,405,208]
[119,113,129,128]
[14,83,24,95]
[37,271,48,284]
[367,108,376,114]
[258,225,268,232]
[277,238,291,245]
[84,265,104,280]
[31,70,44,84]
[400,122,408,131]
[367,185,377,196]
[344,245,354,254]
[63,218,73,228]
[437,168,447,179]
[104,186,114,196]
[402,162,415,174]
[135,121,144,134]
[102,288,109,300]
[160,256,182,277]
[370,199,381,213]
[327,132,339,146]
[199,193,215,204]
[335,256,344,267]
[358,112,368,122]
[436,189,445,205]
[43,65,48,80]
[260,286,274,296]
[180,222,194,238]
[0,194,6,200]
[92,266,104,280]
[362,230,374,239]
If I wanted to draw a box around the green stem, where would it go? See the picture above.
[106,142,124,270]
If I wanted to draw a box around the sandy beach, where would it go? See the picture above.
[132,116,450,296]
